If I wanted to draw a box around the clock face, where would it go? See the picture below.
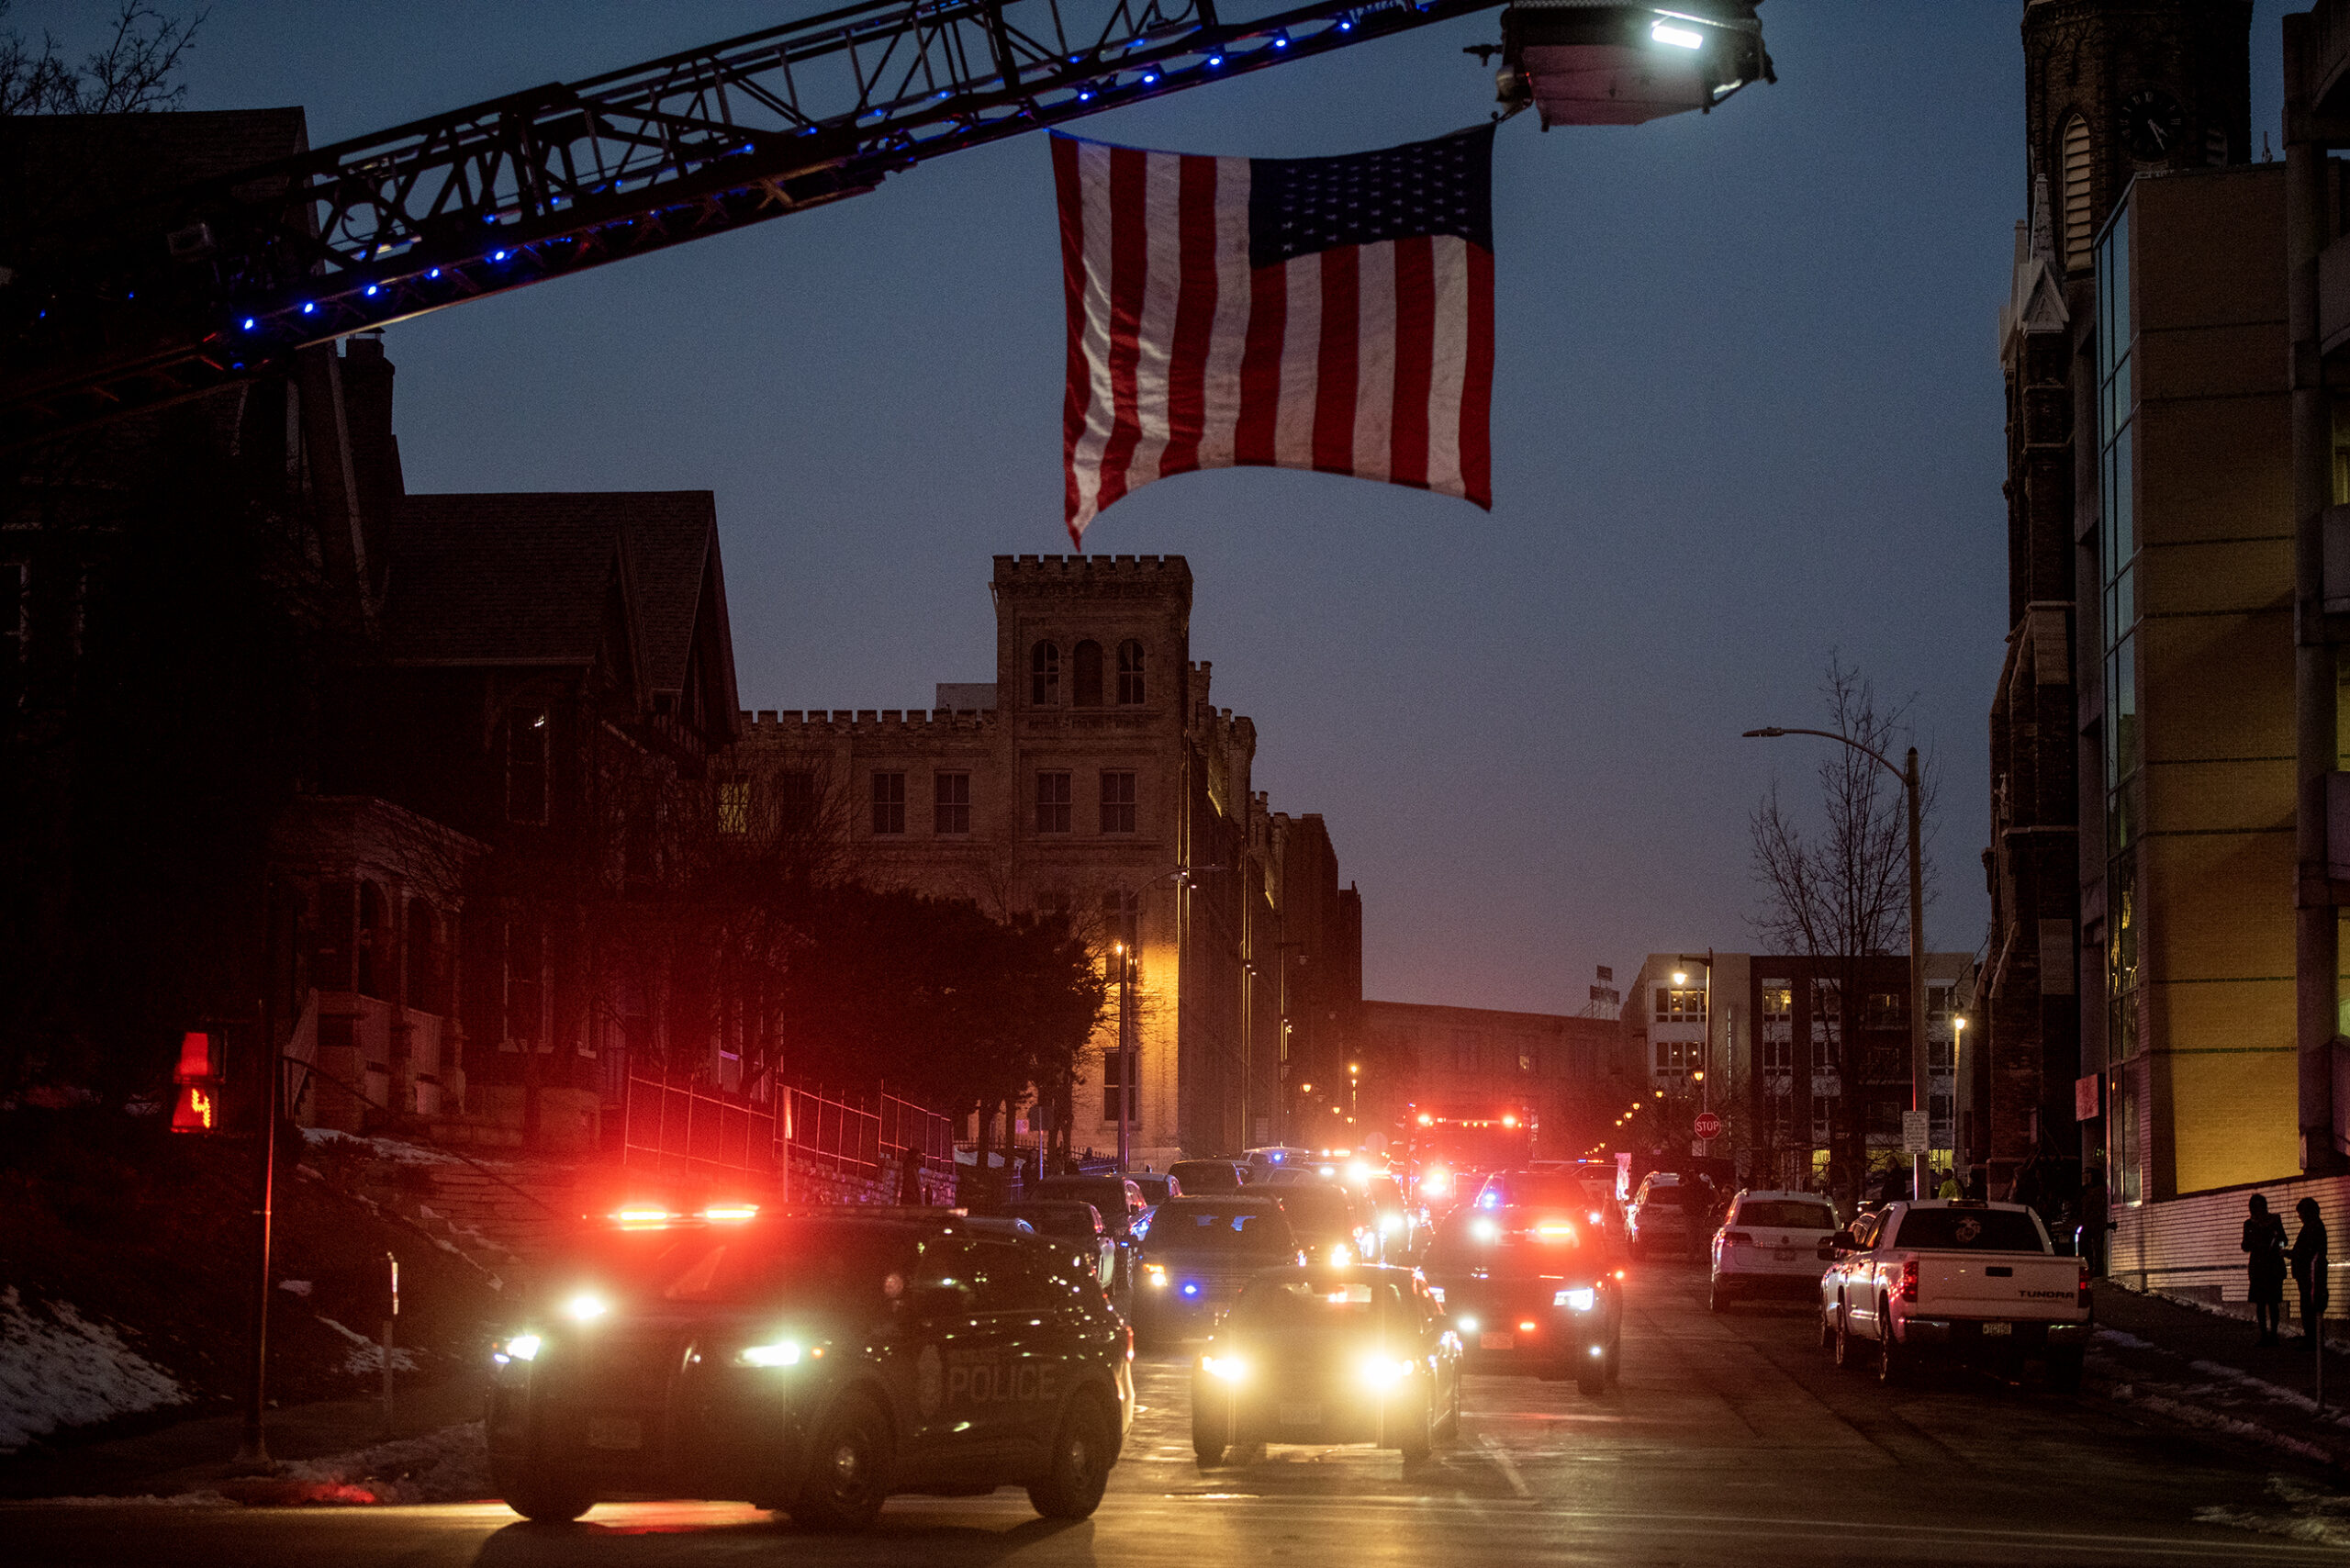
[2120,86,2187,162]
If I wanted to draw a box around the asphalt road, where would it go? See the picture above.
[8,1258,2345,1566]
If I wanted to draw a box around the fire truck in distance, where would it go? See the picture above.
[1403,1108,1536,1209]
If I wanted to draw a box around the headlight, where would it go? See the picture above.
[1380,1214,1404,1235]
[1144,1263,1169,1288]
[1328,1242,1354,1267]
[1470,1218,1499,1242]
[736,1340,802,1367]
[1457,1316,1481,1333]
[1358,1356,1416,1389]
[1554,1288,1596,1312]
[564,1292,610,1324]
[498,1333,542,1364]
[1201,1354,1249,1383]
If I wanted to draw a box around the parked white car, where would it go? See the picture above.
[1708,1190,1839,1312]
[1818,1200,2090,1389]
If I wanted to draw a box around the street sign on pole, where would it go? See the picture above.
[1901,1109,1930,1155]
[1694,1111,1723,1141]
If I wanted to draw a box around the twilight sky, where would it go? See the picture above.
[33,1,2299,1014]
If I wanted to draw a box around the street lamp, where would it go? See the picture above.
[1744,724,1929,1202]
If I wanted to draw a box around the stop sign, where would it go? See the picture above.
[1694,1111,1723,1141]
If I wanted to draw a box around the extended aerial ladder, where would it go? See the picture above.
[0,0,1769,446]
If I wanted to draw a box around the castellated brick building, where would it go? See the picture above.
[732,554,1361,1166]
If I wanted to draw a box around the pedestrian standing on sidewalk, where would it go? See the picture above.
[2245,1193,2289,1344]
[2293,1197,2331,1345]
[2077,1165,2109,1277]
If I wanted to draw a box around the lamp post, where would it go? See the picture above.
[1744,725,1930,1203]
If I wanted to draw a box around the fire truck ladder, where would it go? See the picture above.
[3,0,1765,445]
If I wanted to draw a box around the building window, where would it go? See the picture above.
[1073,639,1104,706]
[405,900,442,1014]
[1035,771,1072,834]
[934,772,970,834]
[2062,113,2093,272]
[870,771,906,834]
[1654,1040,1697,1075]
[1117,640,1146,704]
[506,706,548,824]
[1030,641,1060,706]
[716,778,750,834]
[1099,770,1136,834]
[1102,1052,1130,1124]
[1761,983,1792,1020]
[505,919,543,1050]
[356,882,388,1000]
[778,770,815,834]
[1653,987,1705,1023]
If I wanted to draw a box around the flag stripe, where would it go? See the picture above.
[1389,234,1433,491]
[1274,255,1320,469]
[1125,151,1186,491]
[1352,241,1395,486]
[1236,253,1285,468]
[1460,240,1495,510]
[1313,245,1360,476]
[1160,154,1221,478]
[1053,136,1089,536]
[1068,140,1120,533]
[1199,157,1252,470]
[1426,235,1469,500]
[1093,145,1151,516]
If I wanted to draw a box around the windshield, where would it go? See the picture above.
[1639,1184,1690,1206]
[549,1221,914,1315]
[1230,1278,1401,1331]
[1737,1200,1835,1231]
[1273,1188,1351,1237]
[1486,1171,1586,1208]
[1425,1213,1593,1274]
[1891,1208,2047,1253]
[1171,1161,1242,1192]
[1149,1204,1296,1252]
[1036,1180,1131,1214]
[1007,1205,1098,1237]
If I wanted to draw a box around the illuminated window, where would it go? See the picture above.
[1035,771,1072,834]
[1654,1041,1697,1075]
[716,778,750,834]
[1030,641,1060,706]
[1654,988,1705,1023]
[1100,770,1136,834]
[934,772,970,834]
[870,771,906,834]
[1073,639,1104,707]
[1761,984,1792,1021]
[506,706,548,824]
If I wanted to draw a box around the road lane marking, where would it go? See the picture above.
[1475,1434,1531,1498]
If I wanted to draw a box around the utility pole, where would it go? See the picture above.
[239,1052,283,1463]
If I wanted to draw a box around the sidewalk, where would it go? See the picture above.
[2087,1280,2350,1471]
[0,1371,489,1504]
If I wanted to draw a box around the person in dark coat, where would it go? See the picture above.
[2292,1197,2331,1342]
[2244,1193,2289,1344]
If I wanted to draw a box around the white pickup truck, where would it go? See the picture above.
[1818,1200,2089,1390]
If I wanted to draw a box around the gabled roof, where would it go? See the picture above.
[380,493,734,737]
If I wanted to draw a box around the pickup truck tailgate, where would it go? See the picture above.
[1918,1253,2079,1317]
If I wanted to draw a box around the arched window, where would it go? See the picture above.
[1072,639,1104,706]
[356,882,388,1000]
[1116,640,1147,704]
[405,899,442,1014]
[1030,641,1060,705]
[2062,114,2094,273]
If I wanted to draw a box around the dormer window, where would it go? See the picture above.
[2061,114,2093,273]
[1030,641,1060,706]
[1073,639,1104,707]
[1117,640,1146,704]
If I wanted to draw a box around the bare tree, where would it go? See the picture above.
[1748,655,1938,1205]
[1,3,202,117]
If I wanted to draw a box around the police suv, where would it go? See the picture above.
[488,1204,1135,1528]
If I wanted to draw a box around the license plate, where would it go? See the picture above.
[1279,1402,1322,1425]
[586,1416,643,1450]
[1774,1250,1799,1261]
[1481,1332,1515,1350]
[1981,1321,2013,1338]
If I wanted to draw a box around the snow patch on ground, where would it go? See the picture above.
[272,1420,491,1505]
[2108,1383,2335,1464]
[2196,1475,2350,1547]
[2093,1327,2155,1350]
[0,1288,189,1453]
[299,1128,467,1167]
[313,1316,420,1378]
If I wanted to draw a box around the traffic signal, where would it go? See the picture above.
[171,1030,220,1134]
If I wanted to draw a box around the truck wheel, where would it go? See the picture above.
[1575,1351,1606,1397]
[1708,1277,1731,1314]
[498,1464,594,1524]
[1028,1394,1113,1518]
[1875,1312,1903,1385]
[1192,1400,1231,1468]
[1396,1392,1434,1464]
[789,1394,892,1532]
[1818,1306,1835,1350]
[2045,1348,2084,1394]
[1833,1306,1858,1371]
[1604,1333,1622,1386]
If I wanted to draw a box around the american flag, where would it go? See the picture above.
[1052,125,1494,541]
